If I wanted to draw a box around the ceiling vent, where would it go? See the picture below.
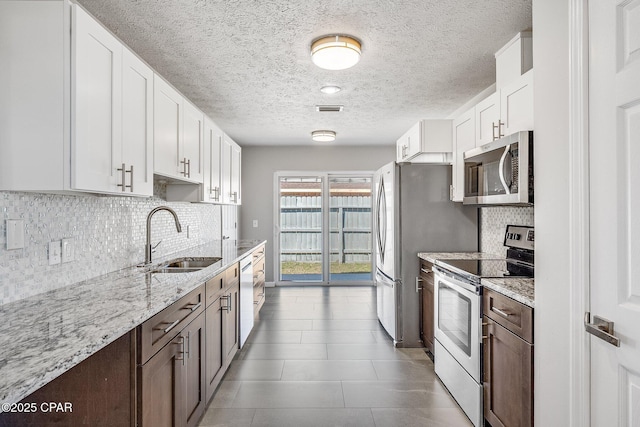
[315,105,344,113]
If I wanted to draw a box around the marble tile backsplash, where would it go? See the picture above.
[0,183,221,305]
[479,206,534,257]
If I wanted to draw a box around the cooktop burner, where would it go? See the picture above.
[437,258,534,279]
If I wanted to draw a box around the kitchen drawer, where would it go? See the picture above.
[138,284,205,364]
[253,281,265,316]
[252,244,266,263]
[253,256,265,281]
[206,271,226,308]
[419,259,434,286]
[226,262,239,289]
[483,288,533,343]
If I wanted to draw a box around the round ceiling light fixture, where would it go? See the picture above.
[320,85,342,94]
[311,130,336,142]
[310,35,361,70]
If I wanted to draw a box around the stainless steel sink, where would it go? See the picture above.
[149,256,222,274]
[163,257,222,268]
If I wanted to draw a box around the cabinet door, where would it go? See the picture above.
[139,335,185,427]
[72,5,122,193]
[500,69,534,136]
[419,260,435,355]
[183,313,206,427]
[451,107,475,202]
[223,281,240,365]
[230,141,241,205]
[205,298,225,402]
[221,135,233,204]
[483,317,533,427]
[203,119,224,203]
[122,48,153,196]
[405,121,422,158]
[475,91,500,147]
[154,76,183,179]
[183,100,204,183]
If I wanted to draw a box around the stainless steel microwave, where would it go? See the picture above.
[463,131,533,205]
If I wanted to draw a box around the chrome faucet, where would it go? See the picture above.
[145,206,182,265]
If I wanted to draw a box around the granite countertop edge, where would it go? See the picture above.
[0,239,266,406]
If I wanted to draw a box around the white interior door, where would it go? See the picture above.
[588,0,640,425]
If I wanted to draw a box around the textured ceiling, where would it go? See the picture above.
[76,0,532,147]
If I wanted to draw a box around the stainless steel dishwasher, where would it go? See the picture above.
[239,256,254,348]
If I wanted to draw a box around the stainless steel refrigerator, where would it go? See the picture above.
[374,162,478,347]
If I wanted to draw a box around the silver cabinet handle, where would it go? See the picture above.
[117,164,133,192]
[220,295,229,311]
[188,301,202,312]
[492,307,511,318]
[187,158,191,178]
[420,268,432,275]
[186,330,190,359]
[180,158,189,177]
[210,186,220,201]
[415,276,423,292]
[585,312,620,347]
[162,319,180,334]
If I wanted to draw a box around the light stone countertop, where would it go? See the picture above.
[417,252,501,263]
[417,251,535,308]
[0,239,265,406]
[481,277,535,308]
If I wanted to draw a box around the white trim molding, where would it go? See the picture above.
[569,0,591,425]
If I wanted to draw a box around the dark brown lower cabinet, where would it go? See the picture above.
[0,332,135,427]
[483,315,533,427]
[138,311,206,427]
[205,296,225,403]
[223,279,240,363]
[419,258,435,355]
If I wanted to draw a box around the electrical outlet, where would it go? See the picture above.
[49,240,61,265]
[61,238,75,263]
[252,220,258,228]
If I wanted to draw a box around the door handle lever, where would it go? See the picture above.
[584,312,620,347]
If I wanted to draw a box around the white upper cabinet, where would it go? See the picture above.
[0,1,153,196]
[495,31,532,90]
[72,5,122,193]
[230,142,242,205]
[154,76,203,184]
[499,69,534,136]
[121,49,154,196]
[395,120,452,164]
[219,134,241,205]
[153,76,184,179]
[474,92,500,147]
[204,118,224,203]
[183,100,204,183]
[451,107,476,202]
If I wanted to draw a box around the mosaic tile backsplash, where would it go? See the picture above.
[479,206,534,257]
[0,183,221,305]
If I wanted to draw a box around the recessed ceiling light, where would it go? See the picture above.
[311,130,336,142]
[310,35,361,71]
[320,85,342,94]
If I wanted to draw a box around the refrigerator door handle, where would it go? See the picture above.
[376,175,387,264]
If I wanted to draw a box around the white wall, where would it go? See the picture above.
[239,145,395,282]
[533,0,572,425]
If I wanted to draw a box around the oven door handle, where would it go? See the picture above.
[433,266,479,294]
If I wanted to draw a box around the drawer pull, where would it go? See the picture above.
[420,268,432,274]
[492,307,511,318]
[188,301,202,312]
[161,319,180,334]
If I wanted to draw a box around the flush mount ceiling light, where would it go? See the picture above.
[310,35,361,70]
[311,130,336,142]
[320,85,342,94]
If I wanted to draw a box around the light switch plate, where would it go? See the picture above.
[253,220,258,228]
[49,240,61,265]
[61,238,75,263]
[6,219,25,250]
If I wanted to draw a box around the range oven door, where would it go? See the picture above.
[433,266,481,383]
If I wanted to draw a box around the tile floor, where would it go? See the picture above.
[198,286,472,427]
